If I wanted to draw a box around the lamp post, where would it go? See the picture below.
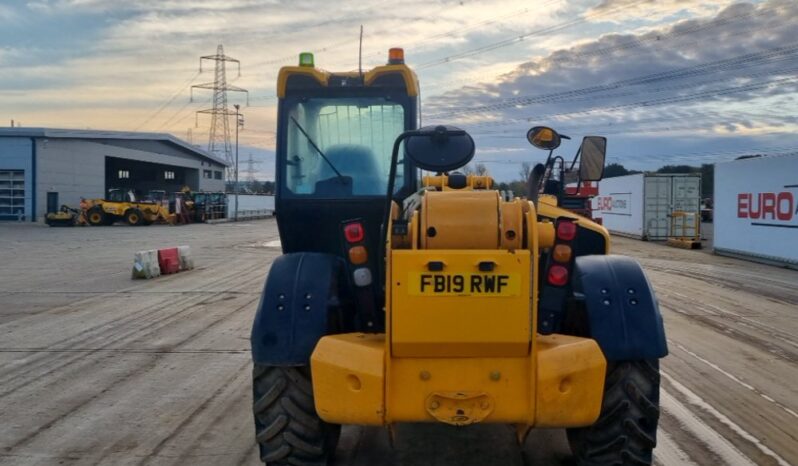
[234,104,244,221]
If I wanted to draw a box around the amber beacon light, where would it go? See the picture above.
[388,48,405,64]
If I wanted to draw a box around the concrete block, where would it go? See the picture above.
[132,250,161,279]
[178,245,194,271]
[158,248,180,274]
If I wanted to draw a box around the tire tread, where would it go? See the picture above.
[567,360,661,466]
[252,364,339,465]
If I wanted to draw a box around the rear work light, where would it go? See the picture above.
[557,220,577,241]
[547,265,569,286]
[344,222,364,243]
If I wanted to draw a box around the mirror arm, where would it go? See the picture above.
[569,146,582,171]
[527,163,546,204]
[543,149,554,170]
[568,146,583,195]
[379,130,418,291]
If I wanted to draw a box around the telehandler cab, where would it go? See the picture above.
[251,49,667,466]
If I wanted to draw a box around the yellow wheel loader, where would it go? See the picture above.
[250,50,667,465]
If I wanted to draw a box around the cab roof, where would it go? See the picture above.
[276,64,419,98]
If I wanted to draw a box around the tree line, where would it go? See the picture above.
[488,162,714,199]
[226,180,275,194]
[240,161,716,199]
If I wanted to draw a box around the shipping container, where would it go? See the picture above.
[592,173,701,240]
[713,154,798,268]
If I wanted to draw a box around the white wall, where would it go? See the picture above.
[593,174,646,238]
[36,139,105,218]
[198,170,225,192]
[714,154,798,265]
[229,194,275,213]
[593,174,701,240]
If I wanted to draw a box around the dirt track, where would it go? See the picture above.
[0,220,796,465]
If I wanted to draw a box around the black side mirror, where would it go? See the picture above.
[579,136,606,181]
[527,126,562,151]
[404,125,475,172]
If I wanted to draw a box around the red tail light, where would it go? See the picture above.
[547,265,569,286]
[557,221,577,241]
[344,223,364,243]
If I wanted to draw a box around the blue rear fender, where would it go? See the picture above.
[572,255,668,361]
[251,252,342,366]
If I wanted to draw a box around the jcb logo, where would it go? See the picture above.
[737,192,796,221]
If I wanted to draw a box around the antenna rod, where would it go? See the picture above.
[359,25,364,78]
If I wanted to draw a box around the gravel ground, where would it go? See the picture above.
[0,219,795,466]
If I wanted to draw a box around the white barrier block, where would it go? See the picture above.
[178,245,194,271]
[132,250,161,279]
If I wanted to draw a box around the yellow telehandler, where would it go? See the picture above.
[250,49,667,465]
[84,189,171,226]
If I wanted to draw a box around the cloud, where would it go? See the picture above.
[0,4,17,21]
[426,0,798,135]
[411,0,798,179]
[3,0,564,131]
[4,0,797,180]
[588,0,736,21]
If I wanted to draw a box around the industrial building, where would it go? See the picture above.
[0,128,227,221]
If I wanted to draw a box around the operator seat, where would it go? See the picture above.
[316,144,386,196]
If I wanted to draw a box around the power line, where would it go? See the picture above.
[415,0,648,70]
[157,95,208,131]
[134,70,201,131]
[471,105,795,139]
[421,1,784,94]
[247,1,555,72]
[234,0,396,49]
[474,146,798,168]
[427,44,798,119]
[357,2,559,64]
[169,98,211,129]
[448,75,798,129]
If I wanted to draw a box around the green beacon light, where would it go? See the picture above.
[299,52,314,67]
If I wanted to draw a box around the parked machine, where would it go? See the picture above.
[185,191,227,222]
[44,205,85,227]
[84,188,171,226]
[191,191,210,222]
[250,50,668,466]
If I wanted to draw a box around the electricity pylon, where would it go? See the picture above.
[243,153,262,183]
[192,44,248,180]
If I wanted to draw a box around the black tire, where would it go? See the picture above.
[125,208,145,226]
[567,360,660,466]
[252,364,340,465]
[86,206,107,226]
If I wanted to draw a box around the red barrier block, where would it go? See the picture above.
[158,247,180,274]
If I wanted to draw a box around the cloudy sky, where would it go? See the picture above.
[1,0,796,181]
